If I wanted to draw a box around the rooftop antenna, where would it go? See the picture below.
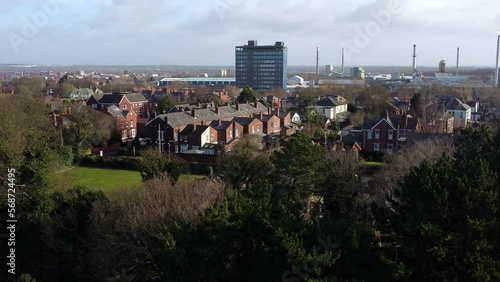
[456,47,460,75]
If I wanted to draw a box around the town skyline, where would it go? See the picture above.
[1,0,499,67]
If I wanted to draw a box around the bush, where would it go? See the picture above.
[80,155,139,170]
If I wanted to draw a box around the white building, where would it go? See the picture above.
[314,96,348,121]
[439,96,471,127]
[287,75,304,85]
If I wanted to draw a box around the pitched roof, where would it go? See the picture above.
[210,120,232,130]
[233,117,257,126]
[107,105,127,118]
[98,94,123,105]
[94,93,147,105]
[315,97,347,107]
[69,88,95,96]
[148,102,268,128]
[389,114,419,130]
[438,96,471,111]
[124,93,148,102]
[181,125,210,136]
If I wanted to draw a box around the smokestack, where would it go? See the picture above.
[456,47,460,75]
[316,47,320,75]
[341,48,345,74]
[412,44,417,74]
[496,33,500,88]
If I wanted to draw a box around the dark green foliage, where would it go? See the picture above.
[218,135,272,188]
[158,94,176,113]
[237,86,257,103]
[137,149,189,182]
[377,126,500,281]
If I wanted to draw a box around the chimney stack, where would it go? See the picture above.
[316,47,320,75]
[254,100,258,108]
[216,106,220,115]
[192,109,197,117]
[341,48,345,74]
[236,103,240,111]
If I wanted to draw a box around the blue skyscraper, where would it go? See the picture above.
[235,40,288,93]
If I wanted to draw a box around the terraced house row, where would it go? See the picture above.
[144,101,300,155]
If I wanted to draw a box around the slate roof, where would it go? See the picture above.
[210,120,232,130]
[148,102,268,128]
[182,125,210,136]
[233,117,257,126]
[107,105,127,118]
[389,114,419,130]
[438,96,471,111]
[261,114,277,122]
[98,94,123,105]
[315,97,347,107]
[69,88,95,97]
[125,93,148,102]
[94,93,147,105]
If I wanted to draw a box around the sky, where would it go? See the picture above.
[1,0,499,67]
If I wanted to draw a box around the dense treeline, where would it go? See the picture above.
[1,95,500,281]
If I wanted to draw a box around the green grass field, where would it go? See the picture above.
[53,167,142,195]
[51,167,205,195]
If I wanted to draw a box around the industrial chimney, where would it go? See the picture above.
[456,47,460,75]
[496,33,500,88]
[341,48,345,74]
[316,47,320,75]
[412,44,418,76]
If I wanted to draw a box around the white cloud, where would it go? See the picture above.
[0,0,499,66]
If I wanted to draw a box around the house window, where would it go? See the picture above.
[374,129,380,139]
[101,105,105,109]
[256,125,260,132]
[122,130,127,139]
[252,125,255,133]
[387,144,394,154]
[130,129,136,138]
[367,130,373,140]
[122,104,127,110]
[388,130,394,140]
[236,129,239,137]
[210,134,214,141]
[92,104,97,109]
[460,112,463,119]
[271,122,274,128]
[139,103,143,107]
[130,121,133,127]
[230,130,233,138]
[374,143,380,152]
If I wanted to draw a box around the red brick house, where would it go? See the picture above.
[260,114,281,135]
[178,125,218,153]
[107,105,138,142]
[362,114,420,154]
[86,93,149,118]
[233,117,264,135]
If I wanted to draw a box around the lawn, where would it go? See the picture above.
[54,167,142,195]
[51,167,206,195]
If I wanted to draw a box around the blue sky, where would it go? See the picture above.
[1,0,499,67]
